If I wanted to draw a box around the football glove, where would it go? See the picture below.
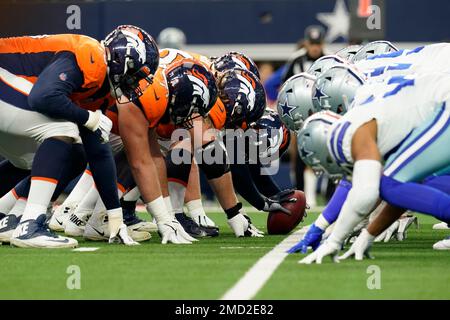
[263,189,297,214]
[158,220,198,244]
[287,224,324,254]
[109,223,139,246]
[228,213,264,237]
[84,110,113,143]
[190,211,218,229]
[298,239,341,264]
[374,220,399,242]
[339,229,374,261]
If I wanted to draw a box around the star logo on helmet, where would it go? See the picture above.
[313,85,329,104]
[299,144,314,160]
[279,97,296,118]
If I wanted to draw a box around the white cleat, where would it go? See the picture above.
[10,215,78,248]
[433,222,450,230]
[433,237,450,250]
[84,211,151,242]
[64,209,91,237]
[0,214,21,243]
[49,203,77,232]
[127,220,158,233]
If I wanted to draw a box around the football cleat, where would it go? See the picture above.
[84,211,151,242]
[124,210,157,233]
[175,212,204,238]
[49,203,77,232]
[0,214,21,243]
[64,210,91,237]
[10,214,78,248]
[433,236,450,250]
[433,222,450,230]
[198,225,219,237]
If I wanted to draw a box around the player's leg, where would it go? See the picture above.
[166,144,205,238]
[0,99,79,247]
[49,168,94,231]
[185,160,217,229]
[0,177,30,242]
[0,160,30,197]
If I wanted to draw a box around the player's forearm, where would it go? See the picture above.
[367,203,405,236]
[128,155,163,203]
[208,172,239,210]
[327,160,382,245]
[27,52,89,125]
[320,178,352,226]
[79,127,120,210]
[230,164,265,210]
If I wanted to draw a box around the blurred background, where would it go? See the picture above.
[2,0,449,207]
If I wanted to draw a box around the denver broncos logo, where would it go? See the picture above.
[236,72,256,111]
[187,71,211,108]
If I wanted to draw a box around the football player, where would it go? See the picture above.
[0,25,159,247]
[297,67,450,263]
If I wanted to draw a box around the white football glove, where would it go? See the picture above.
[227,213,264,238]
[374,220,399,242]
[339,229,374,261]
[84,110,113,143]
[109,224,139,246]
[190,211,217,228]
[298,240,341,264]
[158,220,198,244]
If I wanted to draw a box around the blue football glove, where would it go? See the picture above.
[287,224,325,254]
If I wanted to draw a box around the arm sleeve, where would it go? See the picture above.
[28,51,90,125]
[248,162,282,197]
[79,126,120,210]
[230,164,266,210]
[321,178,352,224]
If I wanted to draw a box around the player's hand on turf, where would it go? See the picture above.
[109,223,139,246]
[299,240,341,264]
[263,189,297,214]
[84,110,113,143]
[339,229,375,260]
[287,224,324,254]
[228,213,264,237]
[374,220,399,242]
[244,215,264,237]
[158,220,198,244]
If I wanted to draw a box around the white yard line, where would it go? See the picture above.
[72,247,100,252]
[221,227,307,300]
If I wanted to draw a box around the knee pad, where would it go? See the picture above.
[166,148,192,185]
[196,140,230,180]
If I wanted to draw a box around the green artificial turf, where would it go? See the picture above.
[0,211,448,299]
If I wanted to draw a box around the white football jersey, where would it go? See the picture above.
[327,72,450,165]
[354,43,450,81]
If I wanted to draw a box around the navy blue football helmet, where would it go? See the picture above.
[247,109,290,162]
[165,59,218,129]
[218,68,266,129]
[212,52,260,79]
[103,25,159,102]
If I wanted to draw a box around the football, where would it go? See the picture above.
[267,190,307,235]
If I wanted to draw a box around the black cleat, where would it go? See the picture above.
[175,213,204,238]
